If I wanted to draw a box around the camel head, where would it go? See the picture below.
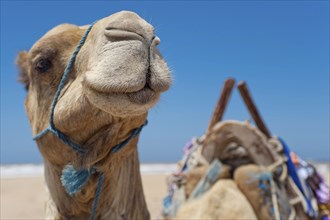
[17,11,171,162]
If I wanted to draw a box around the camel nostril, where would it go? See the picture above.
[104,28,144,42]
[152,36,161,46]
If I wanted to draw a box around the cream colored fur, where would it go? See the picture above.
[17,11,171,219]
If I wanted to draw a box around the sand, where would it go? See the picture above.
[1,164,329,219]
[0,175,168,220]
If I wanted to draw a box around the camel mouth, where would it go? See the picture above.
[84,80,160,106]
[82,68,149,94]
[80,17,171,116]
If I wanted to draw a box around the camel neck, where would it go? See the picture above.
[41,116,150,219]
[44,146,149,219]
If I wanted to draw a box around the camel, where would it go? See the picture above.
[16,11,171,219]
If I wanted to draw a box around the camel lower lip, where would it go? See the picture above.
[85,85,157,105]
[126,87,157,104]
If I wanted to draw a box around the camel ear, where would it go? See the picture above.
[16,51,30,90]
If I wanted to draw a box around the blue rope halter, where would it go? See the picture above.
[33,22,148,220]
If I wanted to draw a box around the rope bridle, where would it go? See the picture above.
[33,22,148,220]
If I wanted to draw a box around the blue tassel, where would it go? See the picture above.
[61,165,95,196]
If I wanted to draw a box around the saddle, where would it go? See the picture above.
[162,79,330,220]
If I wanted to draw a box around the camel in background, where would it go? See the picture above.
[17,11,171,219]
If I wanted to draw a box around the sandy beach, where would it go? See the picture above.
[1,174,168,220]
[1,163,329,220]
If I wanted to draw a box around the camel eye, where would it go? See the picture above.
[35,58,52,73]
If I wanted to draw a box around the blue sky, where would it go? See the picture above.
[1,1,329,164]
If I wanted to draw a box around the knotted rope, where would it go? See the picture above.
[33,22,148,220]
